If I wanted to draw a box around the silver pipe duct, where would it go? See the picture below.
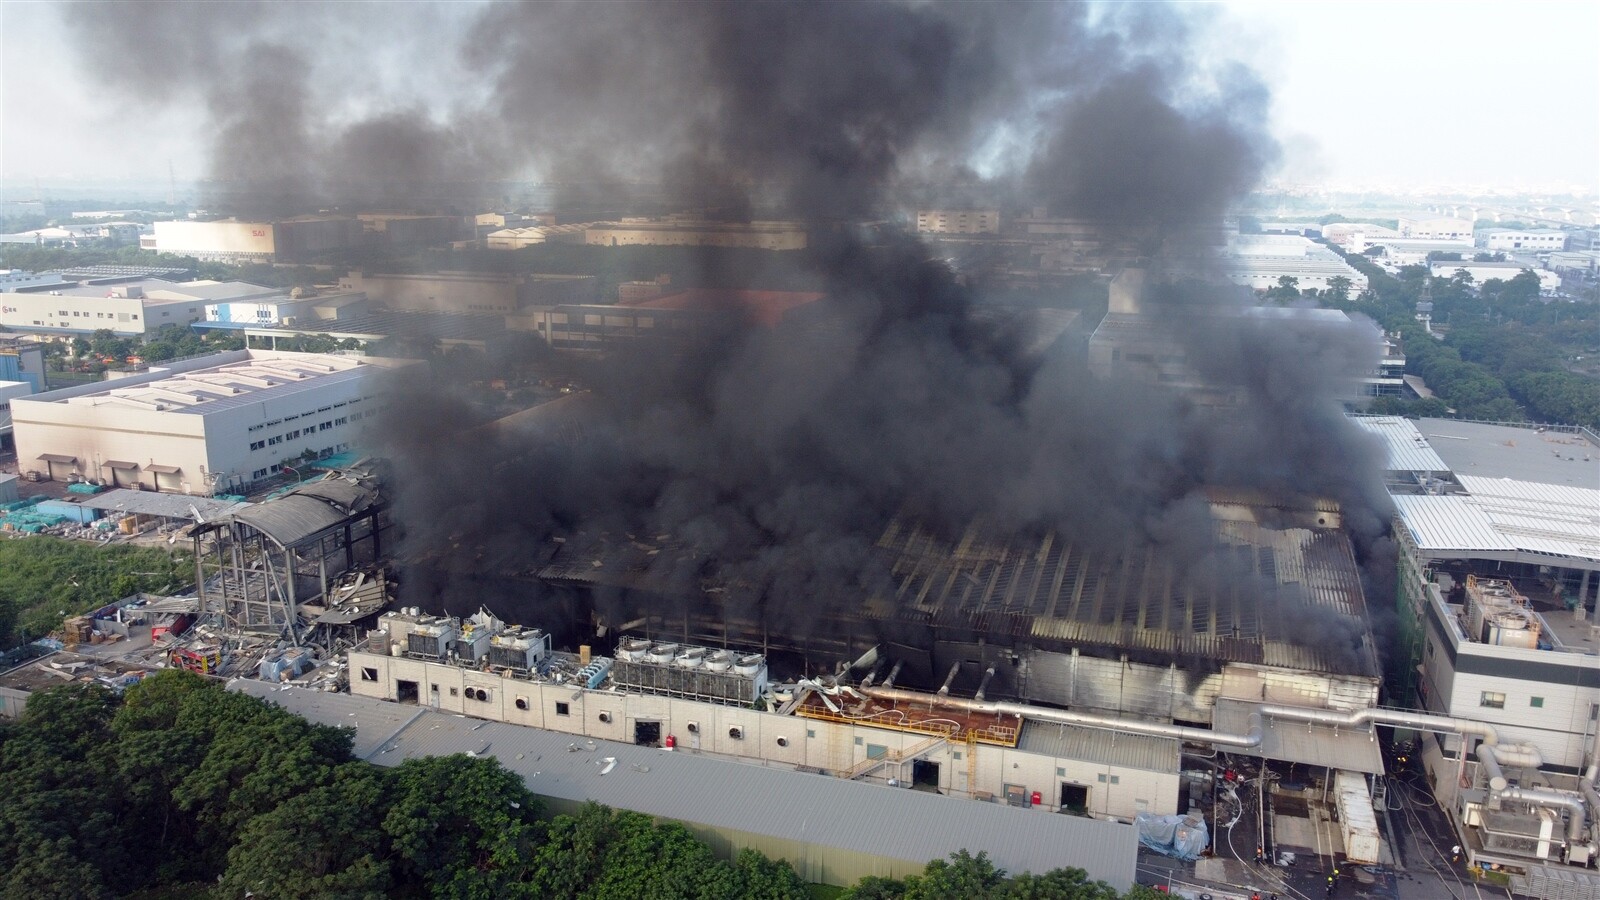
[936,662,961,697]
[880,661,903,690]
[1476,745,1587,842]
[859,685,1265,748]
[974,666,997,702]
[860,687,1507,755]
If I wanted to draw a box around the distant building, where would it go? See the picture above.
[355,214,463,247]
[336,271,596,314]
[585,217,807,251]
[1545,251,1600,275]
[1398,216,1476,242]
[513,289,827,351]
[1479,228,1569,252]
[0,277,275,337]
[915,209,1000,235]
[152,217,362,263]
[0,379,33,451]
[0,338,46,393]
[618,275,672,304]
[484,223,596,249]
[1222,234,1369,293]
[1321,222,1404,254]
[1428,261,1559,292]
[1370,239,1480,267]
[11,350,407,494]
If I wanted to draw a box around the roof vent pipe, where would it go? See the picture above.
[936,661,961,697]
[974,666,997,702]
[880,661,903,690]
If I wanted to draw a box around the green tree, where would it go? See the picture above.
[383,754,542,899]
[1325,275,1353,306]
[218,765,394,900]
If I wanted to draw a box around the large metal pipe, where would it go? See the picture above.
[974,666,997,702]
[1476,743,1545,792]
[880,661,903,690]
[1476,745,1587,842]
[860,687,1507,756]
[860,685,1265,748]
[936,662,961,697]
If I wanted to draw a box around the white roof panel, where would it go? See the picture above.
[1353,416,1451,472]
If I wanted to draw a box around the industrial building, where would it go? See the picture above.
[236,681,1141,890]
[1480,228,1571,252]
[1398,216,1477,242]
[511,289,828,350]
[585,217,808,250]
[1356,416,1600,889]
[0,276,278,337]
[151,217,362,262]
[485,223,598,249]
[0,337,45,392]
[1220,234,1369,293]
[1429,260,1560,292]
[335,271,597,314]
[915,209,1000,235]
[11,350,407,494]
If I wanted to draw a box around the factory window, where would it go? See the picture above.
[58,310,68,316]
[131,315,138,320]
[449,687,459,697]
[854,736,863,746]
[334,416,347,426]
[1111,775,1120,785]
[953,751,962,761]
[806,729,815,739]
[287,430,299,440]
[1530,697,1544,708]
[1480,691,1506,709]
[1098,773,1107,783]
[555,702,570,717]
[250,440,264,451]
[360,667,377,682]
[268,435,282,445]
[1056,767,1066,777]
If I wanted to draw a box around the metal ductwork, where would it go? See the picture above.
[1475,744,1587,843]
[858,687,1512,756]
[880,661,903,690]
[936,662,961,697]
[974,666,997,702]
[859,685,1265,749]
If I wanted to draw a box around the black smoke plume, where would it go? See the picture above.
[62,2,1391,672]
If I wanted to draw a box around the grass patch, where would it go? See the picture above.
[0,535,192,646]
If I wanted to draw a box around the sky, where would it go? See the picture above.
[1,0,1595,196]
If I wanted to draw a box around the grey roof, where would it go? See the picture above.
[1352,416,1451,472]
[228,681,424,759]
[1393,479,1600,566]
[1016,721,1179,774]
[75,489,250,521]
[1213,698,1384,774]
[216,475,380,547]
[1415,419,1599,489]
[231,683,1138,887]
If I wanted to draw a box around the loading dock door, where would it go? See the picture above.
[634,720,661,747]
[1060,782,1089,815]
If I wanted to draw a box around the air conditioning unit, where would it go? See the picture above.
[728,726,744,740]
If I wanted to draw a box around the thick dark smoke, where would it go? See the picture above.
[63,2,1391,668]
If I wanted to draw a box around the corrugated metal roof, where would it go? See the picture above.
[76,489,249,521]
[1352,416,1450,472]
[211,475,380,547]
[232,683,1138,886]
[1016,722,1179,773]
[1394,478,1600,563]
[1213,698,1384,774]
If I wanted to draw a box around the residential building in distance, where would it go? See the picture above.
[11,350,408,494]
[1479,228,1570,253]
[585,217,807,250]
[915,209,1000,235]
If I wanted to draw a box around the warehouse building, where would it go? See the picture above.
[11,350,408,494]
[915,209,1000,235]
[1356,416,1600,883]
[586,217,807,250]
[235,681,1141,890]
[336,271,596,314]
[0,277,278,337]
[151,217,361,262]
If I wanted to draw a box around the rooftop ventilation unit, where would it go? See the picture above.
[488,626,550,671]
[405,617,457,658]
[609,636,768,704]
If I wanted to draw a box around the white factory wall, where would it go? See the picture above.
[154,220,276,260]
[12,354,387,493]
[0,292,200,337]
[349,651,1178,821]
[1481,230,1569,252]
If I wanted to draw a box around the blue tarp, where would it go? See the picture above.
[1135,811,1209,861]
